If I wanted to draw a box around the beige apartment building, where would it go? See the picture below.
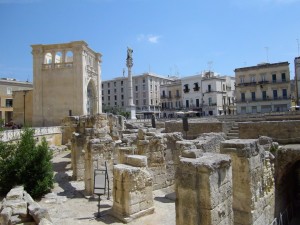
[30,41,102,126]
[102,73,174,118]
[235,62,291,114]
[0,78,32,125]
[160,79,182,118]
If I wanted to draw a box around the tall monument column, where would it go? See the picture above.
[126,47,136,119]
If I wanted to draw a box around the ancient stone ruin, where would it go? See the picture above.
[60,114,283,224]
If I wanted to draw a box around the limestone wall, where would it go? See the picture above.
[176,152,233,225]
[239,120,300,144]
[112,155,154,223]
[164,120,227,139]
[221,139,275,225]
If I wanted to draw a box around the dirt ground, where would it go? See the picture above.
[38,150,176,225]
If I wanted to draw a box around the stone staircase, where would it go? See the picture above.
[226,123,239,140]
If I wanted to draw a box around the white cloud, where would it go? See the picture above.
[137,34,161,44]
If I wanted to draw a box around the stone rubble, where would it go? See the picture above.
[0,186,52,225]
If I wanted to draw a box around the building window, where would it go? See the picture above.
[241,93,245,102]
[108,83,110,88]
[251,92,256,101]
[281,73,286,82]
[193,82,199,91]
[223,84,225,91]
[135,86,138,91]
[262,91,267,100]
[183,84,189,93]
[155,85,157,91]
[121,81,123,86]
[169,91,172,98]
[114,89,117,93]
[251,76,256,83]
[136,100,139,105]
[102,97,104,101]
[108,90,110,94]
[101,83,103,88]
[261,74,266,82]
[108,96,110,101]
[176,90,180,97]
[115,102,117,106]
[114,96,117,100]
[282,89,287,99]
[121,95,124,100]
[208,85,211,92]
[143,79,145,83]
[136,93,138,98]
[273,90,278,99]
[114,82,116,87]
[7,88,12,95]
[151,99,153,105]
[143,99,146,105]
[240,77,244,84]
[186,100,189,108]
[121,102,124,106]
[196,99,200,107]
[208,97,212,106]
[121,88,123,93]
[272,74,277,83]
[102,91,104,95]
[6,99,12,107]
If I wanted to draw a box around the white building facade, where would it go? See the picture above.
[102,73,174,118]
[181,71,236,116]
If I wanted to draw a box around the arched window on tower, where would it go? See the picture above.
[55,51,62,63]
[65,51,73,62]
[44,53,52,64]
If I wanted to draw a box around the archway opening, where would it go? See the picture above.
[276,160,300,222]
[87,80,97,115]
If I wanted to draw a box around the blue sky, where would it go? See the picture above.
[0,0,299,81]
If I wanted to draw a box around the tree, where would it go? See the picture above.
[0,128,54,198]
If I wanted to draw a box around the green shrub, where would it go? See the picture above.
[0,128,54,198]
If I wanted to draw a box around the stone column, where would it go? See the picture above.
[126,47,136,119]
[176,151,232,225]
[112,155,154,223]
[221,139,275,225]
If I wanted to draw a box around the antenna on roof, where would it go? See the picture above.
[264,47,269,63]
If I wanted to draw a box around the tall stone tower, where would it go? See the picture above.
[31,41,102,126]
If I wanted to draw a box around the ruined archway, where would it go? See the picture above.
[87,80,97,115]
[275,145,300,219]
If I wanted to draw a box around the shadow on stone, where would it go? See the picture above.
[154,196,174,203]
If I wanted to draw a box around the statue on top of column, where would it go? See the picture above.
[126,47,133,68]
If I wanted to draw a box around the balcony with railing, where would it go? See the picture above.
[236,96,290,103]
[183,88,190,93]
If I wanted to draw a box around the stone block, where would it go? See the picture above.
[28,202,51,224]
[9,214,34,224]
[125,155,147,167]
[3,199,27,217]
[0,207,12,225]
[6,186,24,200]
[39,218,53,225]
[181,149,203,158]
